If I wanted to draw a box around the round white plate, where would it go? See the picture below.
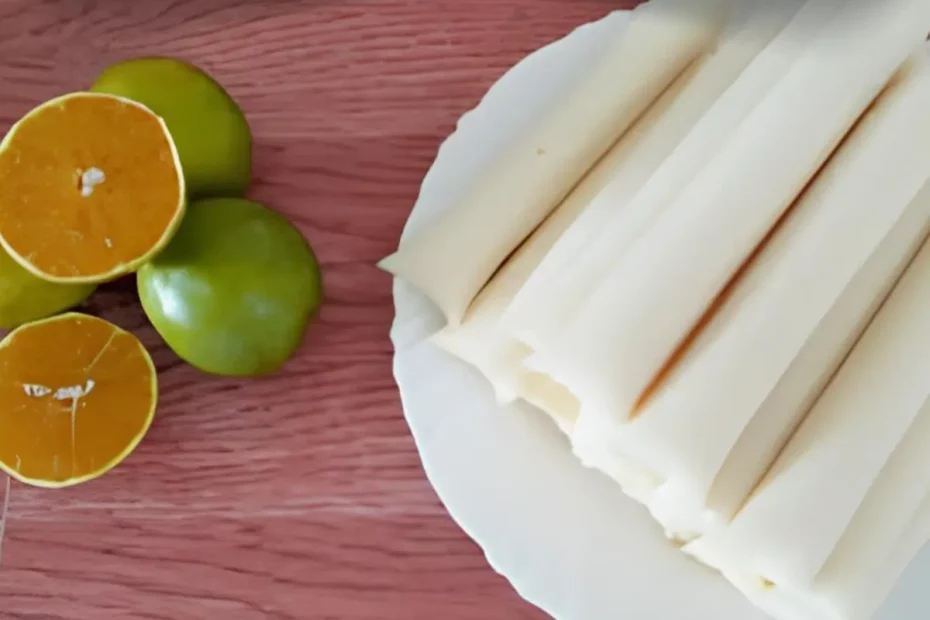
[389,10,927,620]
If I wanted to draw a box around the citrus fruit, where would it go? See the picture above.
[0,246,95,330]
[0,92,186,284]
[0,313,157,488]
[138,198,322,377]
[91,57,252,198]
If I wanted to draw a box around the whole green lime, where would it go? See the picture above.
[90,57,252,198]
[0,246,95,330]
[138,198,322,377]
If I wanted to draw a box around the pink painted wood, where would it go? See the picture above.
[0,1,636,618]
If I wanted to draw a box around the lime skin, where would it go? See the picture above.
[0,246,96,330]
[91,57,252,199]
[138,198,323,377]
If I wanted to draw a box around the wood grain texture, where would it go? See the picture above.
[0,1,638,618]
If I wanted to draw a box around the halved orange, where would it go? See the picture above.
[0,92,185,284]
[0,313,157,488]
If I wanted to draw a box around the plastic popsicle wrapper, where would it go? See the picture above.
[379,0,729,326]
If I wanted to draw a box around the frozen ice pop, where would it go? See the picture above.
[686,231,930,590]
[433,0,789,403]
[507,0,833,354]
[379,0,728,325]
[627,52,930,539]
[542,0,930,429]
[429,61,700,402]
[684,393,930,620]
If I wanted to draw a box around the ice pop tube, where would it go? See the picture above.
[686,492,930,620]
[517,371,579,436]
[432,0,785,403]
[543,0,930,426]
[429,60,701,403]
[685,232,930,590]
[379,0,728,326]
[627,52,930,539]
[685,404,930,620]
[507,0,831,354]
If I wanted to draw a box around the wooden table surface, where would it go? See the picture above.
[0,1,634,618]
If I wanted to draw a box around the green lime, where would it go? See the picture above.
[90,57,252,198]
[0,246,95,330]
[138,198,322,377]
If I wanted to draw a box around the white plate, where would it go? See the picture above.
[389,10,928,620]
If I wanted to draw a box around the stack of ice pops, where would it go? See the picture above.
[380,0,930,618]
